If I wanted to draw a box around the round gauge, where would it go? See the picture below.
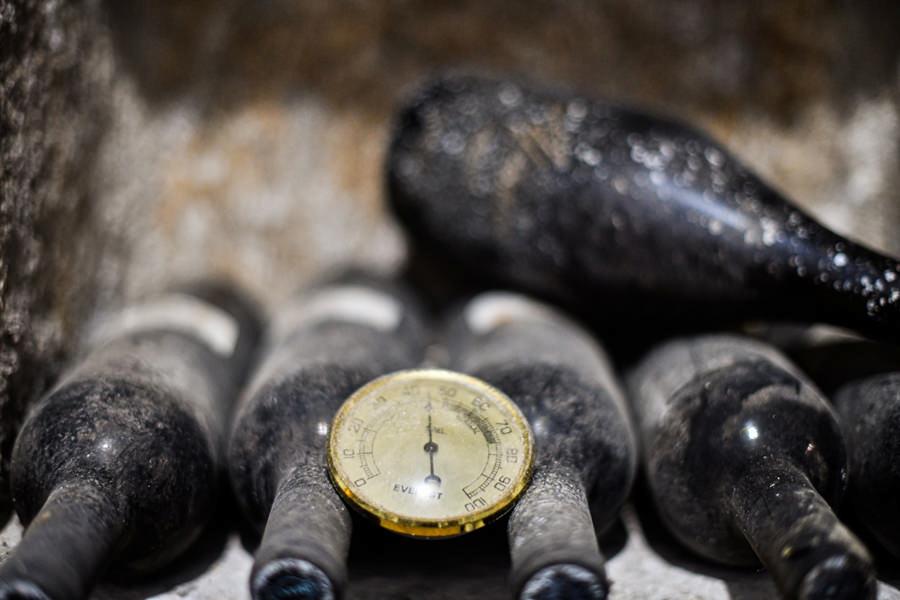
[327,369,534,538]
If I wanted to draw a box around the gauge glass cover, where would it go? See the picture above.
[328,369,534,538]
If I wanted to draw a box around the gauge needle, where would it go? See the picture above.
[424,414,441,486]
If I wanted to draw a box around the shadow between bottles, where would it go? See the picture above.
[838,507,900,593]
[344,513,510,600]
[631,477,779,600]
[597,516,629,566]
[875,561,900,594]
[92,493,237,600]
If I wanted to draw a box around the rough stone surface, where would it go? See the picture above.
[0,0,111,511]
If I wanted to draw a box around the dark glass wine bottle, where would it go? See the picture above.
[228,272,427,600]
[744,323,900,397]
[628,334,875,600]
[388,73,900,339]
[446,292,636,600]
[0,281,262,600]
[834,373,900,559]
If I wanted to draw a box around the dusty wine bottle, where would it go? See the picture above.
[833,373,900,559]
[387,74,900,339]
[745,323,900,396]
[228,272,427,600]
[0,281,262,600]
[446,292,636,600]
[628,335,875,600]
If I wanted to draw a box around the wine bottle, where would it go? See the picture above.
[387,73,900,339]
[834,373,900,559]
[745,323,900,396]
[446,292,636,600]
[0,281,262,600]
[628,334,875,599]
[228,272,426,600]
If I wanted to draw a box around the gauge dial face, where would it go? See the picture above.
[328,369,534,538]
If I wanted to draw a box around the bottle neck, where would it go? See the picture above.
[785,235,900,339]
[251,462,352,600]
[508,464,608,600]
[0,483,126,600]
[726,462,875,600]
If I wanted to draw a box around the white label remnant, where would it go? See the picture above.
[465,292,564,334]
[90,294,239,356]
[274,285,402,337]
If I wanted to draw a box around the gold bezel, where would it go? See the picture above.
[327,368,534,539]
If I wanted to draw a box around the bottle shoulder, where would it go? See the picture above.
[11,375,218,565]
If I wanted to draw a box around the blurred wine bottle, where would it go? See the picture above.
[834,374,900,560]
[745,323,900,396]
[446,292,636,600]
[628,335,875,600]
[228,272,426,600]
[388,74,900,340]
[0,281,262,600]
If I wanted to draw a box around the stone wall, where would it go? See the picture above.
[0,0,110,509]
